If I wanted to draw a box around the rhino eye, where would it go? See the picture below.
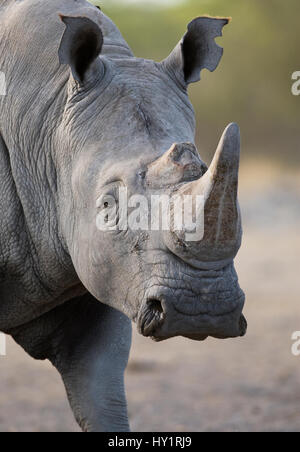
[97,196,116,210]
[96,193,120,231]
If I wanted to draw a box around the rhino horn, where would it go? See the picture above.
[170,123,242,264]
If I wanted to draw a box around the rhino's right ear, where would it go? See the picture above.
[162,16,229,87]
[58,15,103,84]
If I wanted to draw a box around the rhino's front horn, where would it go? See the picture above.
[167,123,242,267]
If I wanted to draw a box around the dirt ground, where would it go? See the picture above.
[0,160,299,432]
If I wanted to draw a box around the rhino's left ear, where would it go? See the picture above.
[58,15,103,83]
[162,16,230,86]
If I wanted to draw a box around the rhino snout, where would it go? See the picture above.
[137,281,246,342]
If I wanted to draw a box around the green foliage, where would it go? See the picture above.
[95,0,300,163]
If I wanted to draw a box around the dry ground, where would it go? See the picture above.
[0,160,299,432]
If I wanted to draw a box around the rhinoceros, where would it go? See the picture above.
[0,0,246,432]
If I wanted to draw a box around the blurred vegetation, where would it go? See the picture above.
[93,0,299,165]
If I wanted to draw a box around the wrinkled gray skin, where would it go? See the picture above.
[0,0,246,432]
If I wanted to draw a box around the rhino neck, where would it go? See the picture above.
[0,4,81,312]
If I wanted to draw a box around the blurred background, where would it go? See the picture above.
[0,0,299,432]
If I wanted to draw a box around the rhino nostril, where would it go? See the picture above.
[137,298,165,337]
[147,298,164,315]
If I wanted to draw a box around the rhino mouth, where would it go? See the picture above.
[137,289,246,341]
[173,293,245,317]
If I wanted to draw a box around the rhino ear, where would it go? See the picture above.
[162,16,229,86]
[58,15,103,83]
